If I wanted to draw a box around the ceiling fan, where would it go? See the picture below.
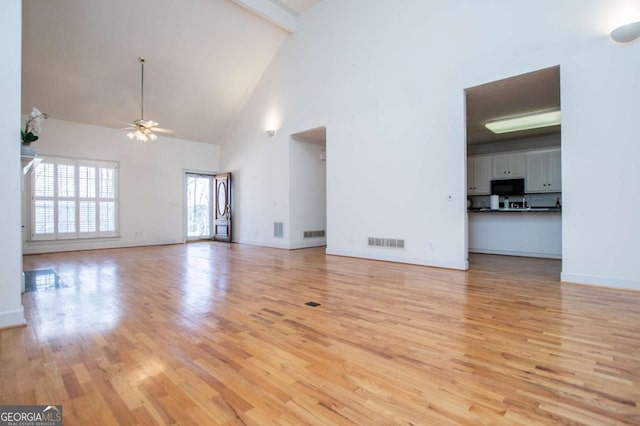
[124,56,173,141]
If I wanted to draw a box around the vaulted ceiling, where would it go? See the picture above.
[23,0,559,147]
[22,0,321,144]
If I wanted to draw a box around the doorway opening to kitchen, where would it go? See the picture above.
[465,66,562,274]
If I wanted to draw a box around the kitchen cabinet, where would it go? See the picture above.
[467,156,492,195]
[492,153,526,178]
[526,149,561,192]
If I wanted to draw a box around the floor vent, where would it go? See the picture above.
[303,230,325,239]
[274,222,284,238]
[367,237,405,249]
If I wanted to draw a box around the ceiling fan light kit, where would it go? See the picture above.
[485,110,561,134]
[125,56,167,142]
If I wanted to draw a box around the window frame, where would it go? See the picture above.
[29,156,120,241]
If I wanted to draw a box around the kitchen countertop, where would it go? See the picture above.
[468,207,561,213]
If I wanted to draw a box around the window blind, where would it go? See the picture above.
[31,157,119,240]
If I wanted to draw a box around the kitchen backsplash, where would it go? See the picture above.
[470,192,561,208]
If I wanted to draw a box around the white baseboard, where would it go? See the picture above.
[325,248,468,271]
[289,241,326,250]
[23,239,182,255]
[0,307,26,329]
[234,239,290,250]
[561,272,640,291]
[234,237,327,250]
[470,248,561,259]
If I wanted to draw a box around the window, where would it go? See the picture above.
[31,157,119,240]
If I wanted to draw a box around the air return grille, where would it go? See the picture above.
[368,237,405,249]
[303,230,325,239]
[274,222,284,238]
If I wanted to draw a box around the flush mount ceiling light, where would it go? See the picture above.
[610,21,640,44]
[124,57,172,142]
[485,110,561,134]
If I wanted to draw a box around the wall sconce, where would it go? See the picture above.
[610,21,640,44]
[265,129,277,138]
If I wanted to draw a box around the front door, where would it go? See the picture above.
[213,173,231,242]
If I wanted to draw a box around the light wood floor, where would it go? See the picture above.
[3,243,639,425]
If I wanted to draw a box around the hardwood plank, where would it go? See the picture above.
[0,243,636,425]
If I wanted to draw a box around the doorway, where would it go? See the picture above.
[185,172,232,242]
[289,127,327,249]
[465,66,562,267]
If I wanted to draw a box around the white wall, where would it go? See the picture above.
[221,93,293,248]
[289,137,326,248]
[23,118,220,254]
[560,37,640,289]
[0,1,26,328]
[221,0,640,287]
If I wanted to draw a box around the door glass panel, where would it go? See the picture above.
[186,175,212,239]
[217,181,227,216]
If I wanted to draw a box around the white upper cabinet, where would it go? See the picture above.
[467,156,492,195]
[526,149,561,193]
[547,149,562,191]
[468,148,561,195]
[492,153,526,179]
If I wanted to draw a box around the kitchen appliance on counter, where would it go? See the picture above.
[491,178,525,196]
[490,195,499,210]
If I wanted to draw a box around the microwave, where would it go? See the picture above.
[491,178,525,196]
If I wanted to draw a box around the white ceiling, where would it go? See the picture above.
[25,0,552,148]
[21,0,318,144]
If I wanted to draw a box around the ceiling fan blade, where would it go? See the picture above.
[151,127,174,134]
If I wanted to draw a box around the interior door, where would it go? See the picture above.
[213,173,231,242]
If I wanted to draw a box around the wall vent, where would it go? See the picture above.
[304,230,325,239]
[274,222,284,238]
[367,237,405,249]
